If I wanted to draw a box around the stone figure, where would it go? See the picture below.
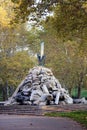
[37,42,45,66]
[37,54,45,66]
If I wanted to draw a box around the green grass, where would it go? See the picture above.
[45,111,87,128]
[81,89,87,97]
[71,89,87,98]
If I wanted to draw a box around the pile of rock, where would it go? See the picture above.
[8,66,72,106]
[73,97,87,104]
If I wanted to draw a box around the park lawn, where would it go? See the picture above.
[71,89,87,98]
[80,89,87,98]
[45,111,87,128]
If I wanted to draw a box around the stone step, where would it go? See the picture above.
[0,104,87,116]
[0,109,41,112]
[0,105,43,116]
[0,111,42,115]
[0,105,40,109]
[0,107,40,110]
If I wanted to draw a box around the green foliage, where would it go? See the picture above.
[45,111,87,128]
[38,25,87,96]
[11,0,34,24]
[40,0,87,97]
[10,0,59,24]
[0,51,35,87]
[52,0,87,41]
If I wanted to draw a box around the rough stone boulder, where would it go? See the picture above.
[5,66,73,106]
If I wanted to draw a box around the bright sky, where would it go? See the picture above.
[35,0,42,4]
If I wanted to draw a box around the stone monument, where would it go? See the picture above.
[5,42,73,106]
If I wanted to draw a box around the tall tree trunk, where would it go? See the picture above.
[2,86,7,101]
[68,88,72,96]
[2,82,8,101]
[77,86,81,99]
[77,72,83,98]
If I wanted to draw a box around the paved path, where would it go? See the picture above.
[0,115,86,130]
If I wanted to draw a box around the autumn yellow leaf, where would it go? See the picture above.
[0,6,10,27]
[82,2,87,12]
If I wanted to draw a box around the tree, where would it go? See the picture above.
[0,51,35,100]
[0,1,37,100]
[0,0,87,100]
[0,0,16,28]
[41,0,87,97]
[53,0,87,40]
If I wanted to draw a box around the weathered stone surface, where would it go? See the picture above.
[73,97,87,104]
[5,66,73,106]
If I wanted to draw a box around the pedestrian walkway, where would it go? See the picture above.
[0,115,86,130]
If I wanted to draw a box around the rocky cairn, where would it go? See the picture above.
[6,66,73,106]
[8,66,73,106]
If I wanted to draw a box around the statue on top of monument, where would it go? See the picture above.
[37,42,45,66]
